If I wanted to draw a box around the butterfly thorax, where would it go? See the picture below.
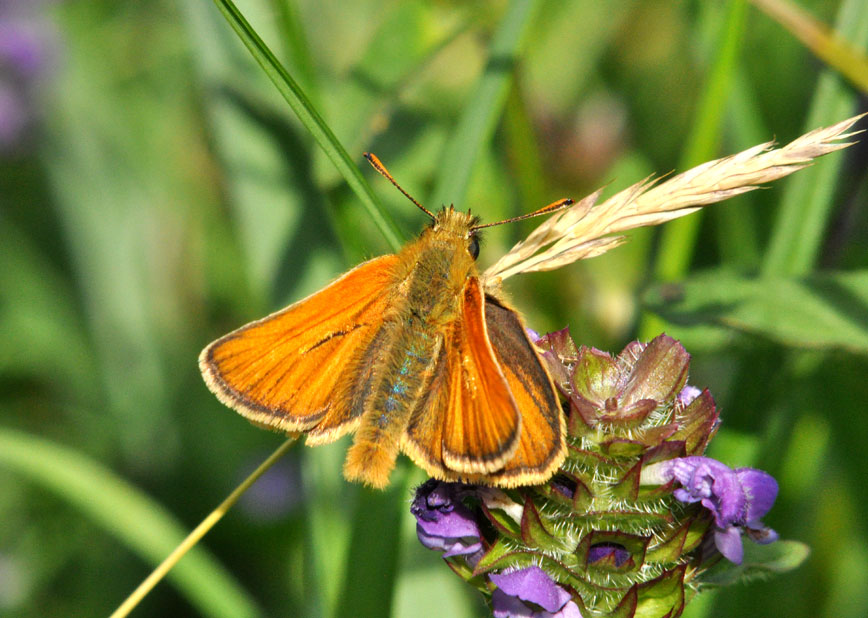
[397,207,479,322]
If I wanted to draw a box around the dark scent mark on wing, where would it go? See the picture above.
[303,323,366,354]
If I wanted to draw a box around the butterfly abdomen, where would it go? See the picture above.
[343,320,443,487]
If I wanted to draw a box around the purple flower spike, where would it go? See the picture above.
[411,480,482,558]
[490,567,583,618]
[0,2,59,151]
[0,85,26,147]
[655,456,779,564]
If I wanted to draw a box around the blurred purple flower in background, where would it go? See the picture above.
[238,456,304,522]
[650,456,779,564]
[0,0,57,151]
[490,567,582,618]
[0,86,25,146]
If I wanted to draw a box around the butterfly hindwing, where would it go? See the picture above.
[480,294,566,485]
[199,255,401,440]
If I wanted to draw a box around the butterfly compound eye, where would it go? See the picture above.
[467,235,480,260]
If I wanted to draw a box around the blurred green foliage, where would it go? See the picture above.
[1,0,867,616]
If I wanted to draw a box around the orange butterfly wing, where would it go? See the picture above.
[199,255,400,441]
[403,277,521,477]
[479,295,566,486]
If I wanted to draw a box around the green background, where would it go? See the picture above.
[2,0,867,616]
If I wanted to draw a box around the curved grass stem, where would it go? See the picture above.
[110,437,298,618]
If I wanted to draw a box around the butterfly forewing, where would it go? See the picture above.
[199,255,400,438]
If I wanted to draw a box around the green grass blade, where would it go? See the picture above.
[333,468,410,618]
[762,0,868,277]
[714,72,766,269]
[640,0,748,341]
[503,82,549,210]
[337,7,470,169]
[269,0,321,106]
[211,0,403,251]
[0,428,262,618]
[43,85,173,459]
[183,0,344,304]
[644,269,868,354]
[751,0,868,93]
[429,0,542,210]
[0,225,95,402]
[652,0,748,282]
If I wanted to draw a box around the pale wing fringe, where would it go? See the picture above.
[483,113,865,282]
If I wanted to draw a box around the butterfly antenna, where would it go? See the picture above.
[364,153,436,220]
[471,198,574,231]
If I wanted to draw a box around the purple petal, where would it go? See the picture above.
[490,567,572,613]
[416,526,482,557]
[492,589,536,618]
[559,601,584,618]
[415,506,479,539]
[714,526,744,564]
[549,475,577,500]
[492,588,583,618]
[411,481,482,557]
[412,483,480,539]
[735,468,778,524]
[665,457,745,528]
[654,456,781,564]
[677,385,701,407]
[707,468,747,526]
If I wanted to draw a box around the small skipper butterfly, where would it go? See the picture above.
[200,154,573,488]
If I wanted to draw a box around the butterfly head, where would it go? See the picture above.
[429,206,482,260]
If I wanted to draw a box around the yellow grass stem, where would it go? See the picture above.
[110,437,298,618]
